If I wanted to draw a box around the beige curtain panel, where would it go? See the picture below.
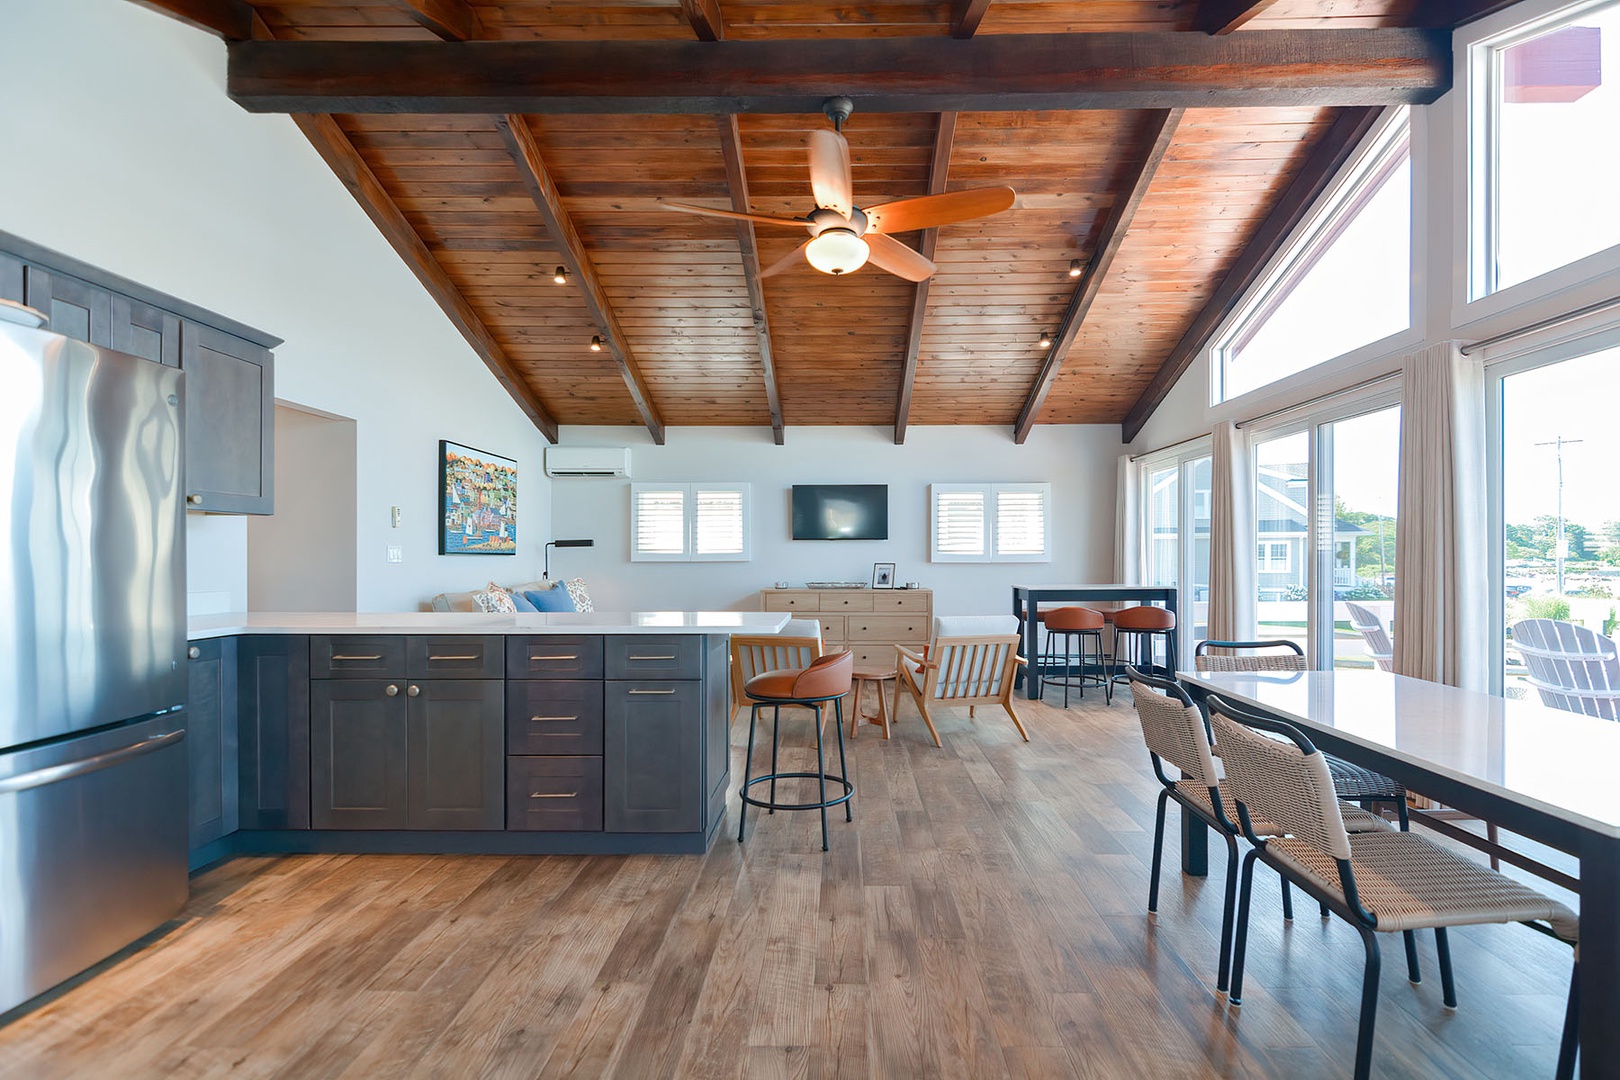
[1207,419,1256,642]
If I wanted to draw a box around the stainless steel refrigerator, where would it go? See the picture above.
[0,305,188,1017]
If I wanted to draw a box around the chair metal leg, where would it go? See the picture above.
[1557,959,1579,1080]
[1320,901,1330,919]
[1229,848,1261,1006]
[1148,788,1169,913]
[1280,877,1294,921]
[1354,928,1383,1080]
[1397,795,1411,831]
[1434,927,1456,1007]
[814,702,829,852]
[768,703,781,814]
[739,702,762,842]
[833,697,852,823]
[1217,833,1240,994]
[1404,929,1422,985]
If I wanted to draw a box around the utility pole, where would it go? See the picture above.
[1535,436,1584,594]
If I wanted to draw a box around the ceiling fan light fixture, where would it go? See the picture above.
[553,266,568,284]
[1068,258,1082,278]
[589,335,603,352]
[804,228,870,276]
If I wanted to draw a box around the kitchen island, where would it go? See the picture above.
[183,612,788,867]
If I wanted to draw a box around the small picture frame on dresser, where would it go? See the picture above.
[872,562,896,589]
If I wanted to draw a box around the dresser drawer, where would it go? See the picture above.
[850,646,902,670]
[506,756,603,831]
[310,635,405,679]
[763,590,817,612]
[506,635,604,679]
[872,590,930,613]
[816,616,846,644]
[406,635,504,679]
[846,614,930,643]
[507,681,604,755]
[818,591,874,612]
[604,635,703,680]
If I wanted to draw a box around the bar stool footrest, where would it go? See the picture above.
[741,772,854,812]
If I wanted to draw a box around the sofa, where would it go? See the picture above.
[430,578,589,613]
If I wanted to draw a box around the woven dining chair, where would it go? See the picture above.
[1207,693,1580,1080]
[1125,668,1393,994]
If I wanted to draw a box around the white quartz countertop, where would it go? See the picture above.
[188,611,791,640]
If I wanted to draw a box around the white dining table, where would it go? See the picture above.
[1178,668,1620,1079]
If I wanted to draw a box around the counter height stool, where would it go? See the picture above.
[1042,606,1110,706]
[738,650,855,852]
[1111,605,1177,685]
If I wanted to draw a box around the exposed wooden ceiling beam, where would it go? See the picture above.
[293,113,559,442]
[1121,106,1384,444]
[715,115,784,445]
[126,0,253,40]
[951,0,993,39]
[1014,109,1183,445]
[1410,0,1526,26]
[894,111,957,446]
[496,115,667,445]
[1196,0,1283,34]
[680,0,726,41]
[227,31,1451,114]
[399,0,475,41]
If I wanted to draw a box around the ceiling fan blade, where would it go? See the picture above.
[864,186,1017,234]
[807,130,854,219]
[661,201,807,228]
[864,233,936,282]
[759,240,812,279]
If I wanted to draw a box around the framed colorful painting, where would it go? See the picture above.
[439,440,518,555]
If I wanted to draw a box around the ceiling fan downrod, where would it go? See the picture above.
[822,96,854,133]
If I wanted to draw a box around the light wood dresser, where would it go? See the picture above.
[761,587,934,671]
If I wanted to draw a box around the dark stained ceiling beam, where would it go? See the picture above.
[1196,0,1282,34]
[1411,0,1526,26]
[497,115,668,445]
[1121,105,1384,444]
[715,115,784,445]
[126,0,253,40]
[894,111,958,446]
[400,0,476,41]
[680,0,726,41]
[1014,109,1183,445]
[951,0,993,38]
[293,113,559,442]
[226,31,1452,114]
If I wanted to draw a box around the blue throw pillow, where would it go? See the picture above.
[510,589,538,613]
[524,587,577,613]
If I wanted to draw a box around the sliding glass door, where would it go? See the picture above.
[1139,443,1212,661]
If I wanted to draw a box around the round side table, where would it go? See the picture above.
[848,666,897,740]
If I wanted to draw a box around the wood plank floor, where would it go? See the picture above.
[0,689,1577,1078]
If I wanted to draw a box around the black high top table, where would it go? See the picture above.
[1011,584,1179,700]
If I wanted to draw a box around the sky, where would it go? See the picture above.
[1503,347,1620,530]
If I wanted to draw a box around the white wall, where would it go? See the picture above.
[248,405,359,612]
[549,425,1121,615]
[1,0,553,613]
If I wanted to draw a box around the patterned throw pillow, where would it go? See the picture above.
[563,577,593,613]
[473,581,518,613]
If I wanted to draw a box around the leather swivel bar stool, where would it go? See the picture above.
[1110,605,1178,686]
[1042,606,1110,706]
[738,650,855,852]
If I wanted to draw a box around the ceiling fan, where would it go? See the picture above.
[663,97,1016,282]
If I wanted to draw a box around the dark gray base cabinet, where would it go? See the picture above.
[187,638,238,850]
[604,680,701,833]
[237,636,311,831]
[311,680,409,830]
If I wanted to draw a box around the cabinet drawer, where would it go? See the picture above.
[310,635,406,679]
[816,616,846,644]
[605,635,702,680]
[818,592,874,612]
[507,757,604,832]
[407,635,504,679]
[507,681,604,755]
[506,635,603,679]
[846,615,930,643]
[872,590,930,613]
[850,646,902,670]
[763,590,817,612]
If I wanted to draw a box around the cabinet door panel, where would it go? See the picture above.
[0,253,23,305]
[507,757,604,831]
[237,636,311,830]
[407,680,504,831]
[111,295,180,367]
[603,681,701,833]
[506,680,603,755]
[24,266,111,346]
[181,320,273,514]
[187,638,238,850]
[311,681,408,829]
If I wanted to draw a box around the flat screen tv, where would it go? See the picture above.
[791,484,889,541]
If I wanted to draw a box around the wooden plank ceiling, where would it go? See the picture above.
[132,0,1482,443]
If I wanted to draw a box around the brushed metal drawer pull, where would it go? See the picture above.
[628,654,677,661]
[530,654,579,661]
[531,715,580,723]
[428,654,479,661]
[627,689,676,695]
[530,791,578,799]
[332,654,384,662]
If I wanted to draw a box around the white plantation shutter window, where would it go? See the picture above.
[631,483,750,561]
[931,483,1051,563]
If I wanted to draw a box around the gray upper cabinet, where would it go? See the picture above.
[24,266,111,346]
[112,295,181,367]
[182,320,274,515]
[0,253,23,305]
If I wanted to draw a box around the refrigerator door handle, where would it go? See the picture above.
[0,728,186,795]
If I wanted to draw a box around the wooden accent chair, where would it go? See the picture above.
[895,615,1029,746]
[730,618,823,713]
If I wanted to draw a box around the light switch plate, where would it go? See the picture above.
[386,545,403,563]
[390,506,402,528]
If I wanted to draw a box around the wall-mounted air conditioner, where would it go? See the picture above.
[544,446,632,478]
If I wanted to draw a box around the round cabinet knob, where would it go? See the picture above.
[407,684,420,698]
[385,684,399,697]
[187,494,204,505]
[187,646,201,660]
